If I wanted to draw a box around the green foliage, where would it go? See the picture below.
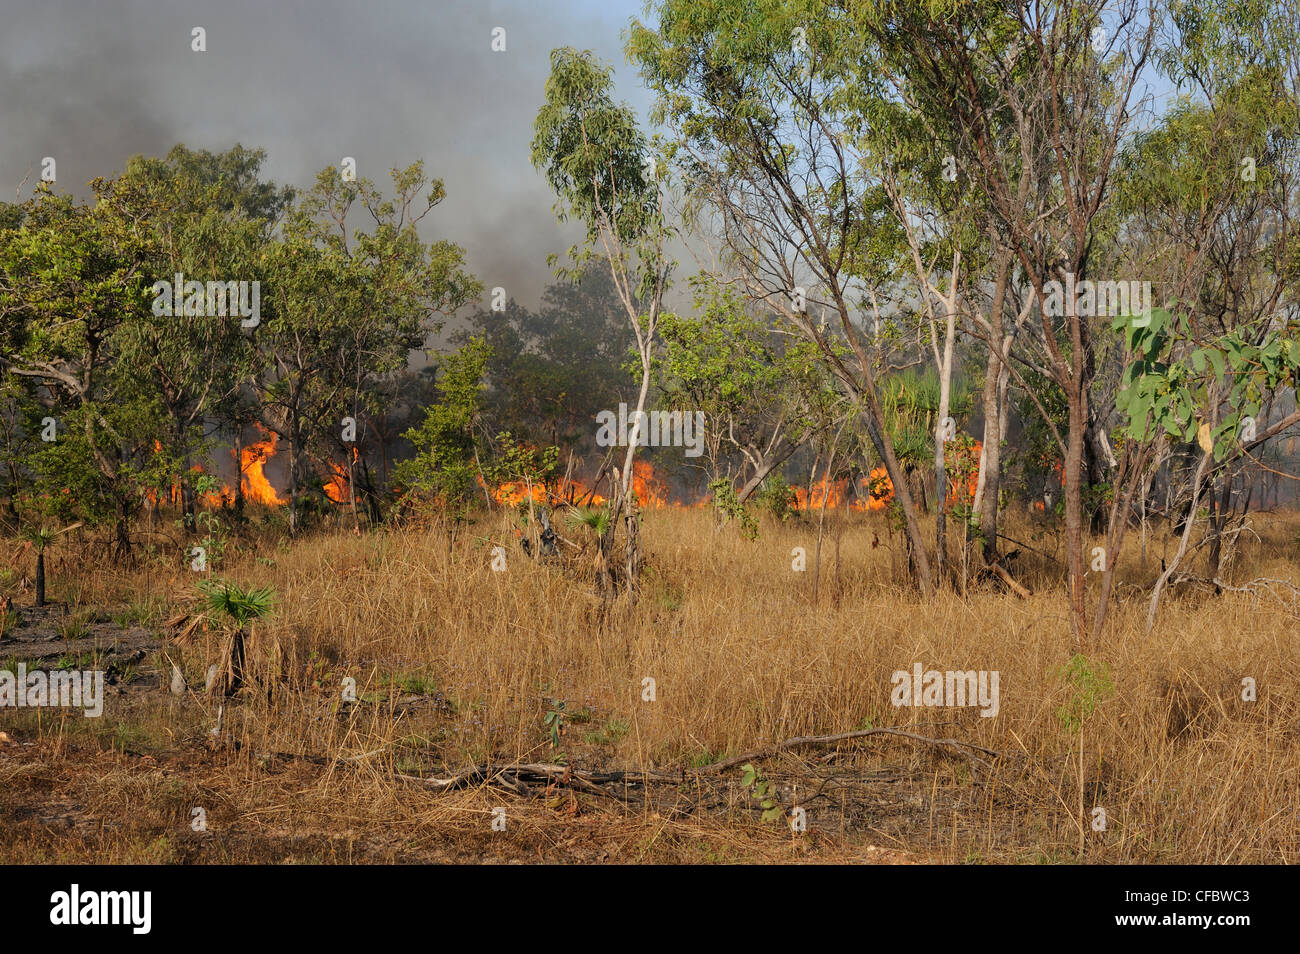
[531,48,657,249]
[0,179,165,531]
[708,477,759,540]
[181,474,231,567]
[754,473,797,521]
[880,368,975,470]
[395,338,491,507]
[1055,654,1115,734]
[656,278,833,486]
[567,506,610,537]
[200,580,275,630]
[542,698,566,748]
[457,263,634,452]
[739,762,784,824]
[584,717,630,747]
[58,612,91,642]
[1113,308,1300,460]
[482,432,559,498]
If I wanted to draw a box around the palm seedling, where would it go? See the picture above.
[199,580,274,697]
[30,528,52,608]
[24,523,82,608]
[567,506,615,598]
[566,505,611,538]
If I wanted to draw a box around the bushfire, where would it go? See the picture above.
[143,439,983,515]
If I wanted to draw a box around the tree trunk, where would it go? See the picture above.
[1208,473,1233,577]
[597,480,620,605]
[735,442,799,505]
[975,260,1013,565]
[114,504,132,563]
[934,374,952,587]
[1147,449,1213,632]
[288,435,299,536]
[218,627,247,697]
[360,457,383,525]
[619,347,654,600]
[181,460,197,530]
[1084,412,1115,535]
[35,550,45,607]
[1064,384,1088,647]
[976,349,1003,564]
[233,428,246,520]
[862,399,934,598]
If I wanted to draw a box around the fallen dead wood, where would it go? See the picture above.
[398,762,682,793]
[689,727,1001,774]
[392,728,1003,799]
[987,561,1032,599]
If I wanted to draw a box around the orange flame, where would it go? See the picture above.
[202,483,235,508]
[482,473,608,508]
[324,448,359,504]
[240,425,287,505]
[488,479,548,507]
[324,463,348,504]
[631,459,668,508]
[791,467,893,512]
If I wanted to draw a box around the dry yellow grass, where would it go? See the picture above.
[1,505,1297,863]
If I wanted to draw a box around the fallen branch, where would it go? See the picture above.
[1172,574,1300,612]
[987,561,1032,599]
[398,762,679,795]
[689,727,1001,774]
[395,727,1003,799]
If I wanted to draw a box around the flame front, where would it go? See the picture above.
[483,474,608,508]
[241,425,287,505]
[631,459,668,508]
[792,467,893,512]
[139,437,982,514]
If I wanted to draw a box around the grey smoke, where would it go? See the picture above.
[0,0,652,309]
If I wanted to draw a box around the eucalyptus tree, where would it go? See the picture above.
[629,1,939,594]
[532,47,672,596]
[0,178,166,557]
[848,0,1155,641]
[116,144,292,525]
[255,162,478,532]
[456,263,635,455]
[656,278,832,503]
[1098,0,1300,633]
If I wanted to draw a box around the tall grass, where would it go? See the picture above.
[3,505,1297,862]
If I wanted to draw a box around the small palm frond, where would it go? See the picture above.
[891,422,933,467]
[199,580,275,629]
[566,506,610,536]
[24,522,78,550]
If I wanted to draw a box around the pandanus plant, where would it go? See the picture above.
[200,580,274,697]
[24,523,82,608]
[567,507,614,599]
[30,528,52,608]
